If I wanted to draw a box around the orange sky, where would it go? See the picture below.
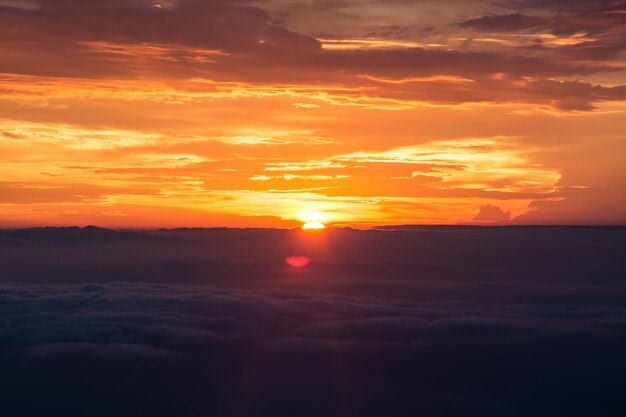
[1,0,625,227]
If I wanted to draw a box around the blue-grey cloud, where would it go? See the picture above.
[0,227,625,416]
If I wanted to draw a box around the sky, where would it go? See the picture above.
[1,0,625,227]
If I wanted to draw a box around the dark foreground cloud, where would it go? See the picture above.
[2,226,626,304]
[1,281,625,417]
[0,227,625,416]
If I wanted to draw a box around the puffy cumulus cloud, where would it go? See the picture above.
[473,204,512,223]
[0,279,625,417]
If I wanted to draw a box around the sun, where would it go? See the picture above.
[297,210,330,230]
[302,221,325,230]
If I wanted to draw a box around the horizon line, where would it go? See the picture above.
[2,224,625,232]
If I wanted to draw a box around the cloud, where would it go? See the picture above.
[331,137,561,198]
[6,0,319,52]
[0,0,625,226]
[515,186,626,225]
[461,13,549,31]
[2,226,626,301]
[473,204,512,223]
[0,227,624,415]
[0,0,624,110]
[0,277,625,416]
[461,0,626,62]
[0,181,158,204]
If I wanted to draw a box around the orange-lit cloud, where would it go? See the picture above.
[0,0,624,227]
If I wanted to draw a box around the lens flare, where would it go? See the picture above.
[285,256,310,267]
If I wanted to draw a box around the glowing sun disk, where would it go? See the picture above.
[302,221,325,230]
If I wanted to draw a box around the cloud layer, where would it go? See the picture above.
[0,0,625,225]
[1,281,625,417]
[1,227,625,416]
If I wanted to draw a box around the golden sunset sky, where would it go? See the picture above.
[1,0,625,227]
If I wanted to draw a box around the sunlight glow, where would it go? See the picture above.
[302,221,325,230]
[298,211,331,222]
